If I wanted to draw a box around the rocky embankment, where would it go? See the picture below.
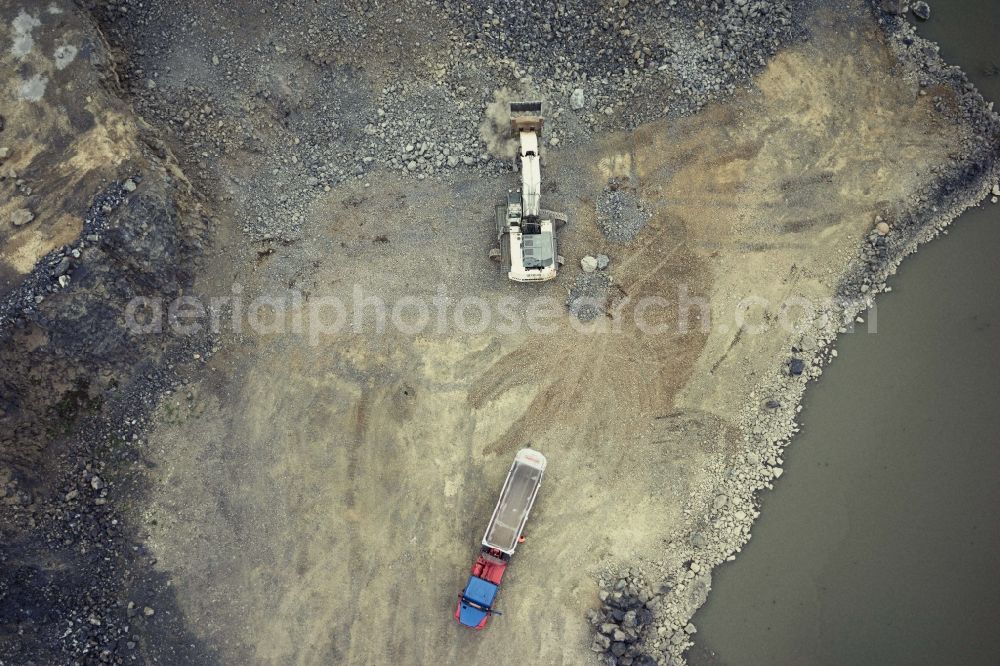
[1,2,211,662]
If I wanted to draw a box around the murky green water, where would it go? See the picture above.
[690,3,1000,665]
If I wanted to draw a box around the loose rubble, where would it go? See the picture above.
[567,272,612,322]
[588,573,661,666]
[597,182,652,243]
[0,4,212,660]
[90,0,803,241]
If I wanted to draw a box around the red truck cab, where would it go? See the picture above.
[454,548,508,629]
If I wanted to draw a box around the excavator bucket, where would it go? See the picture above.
[509,101,543,113]
[510,101,544,135]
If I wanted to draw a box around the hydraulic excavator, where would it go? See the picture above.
[489,102,567,282]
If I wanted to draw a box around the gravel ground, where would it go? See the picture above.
[87,0,806,242]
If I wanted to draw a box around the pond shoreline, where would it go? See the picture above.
[678,3,1000,664]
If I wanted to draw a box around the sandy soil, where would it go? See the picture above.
[137,6,968,664]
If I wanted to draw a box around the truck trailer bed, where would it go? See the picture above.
[481,449,546,555]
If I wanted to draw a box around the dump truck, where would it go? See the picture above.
[489,102,566,282]
[454,448,547,629]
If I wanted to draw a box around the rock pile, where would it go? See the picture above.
[597,183,652,243]
[589,574,660,666]
[567,271,612,322]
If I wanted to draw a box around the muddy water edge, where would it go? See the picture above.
[688,3,1000,666]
